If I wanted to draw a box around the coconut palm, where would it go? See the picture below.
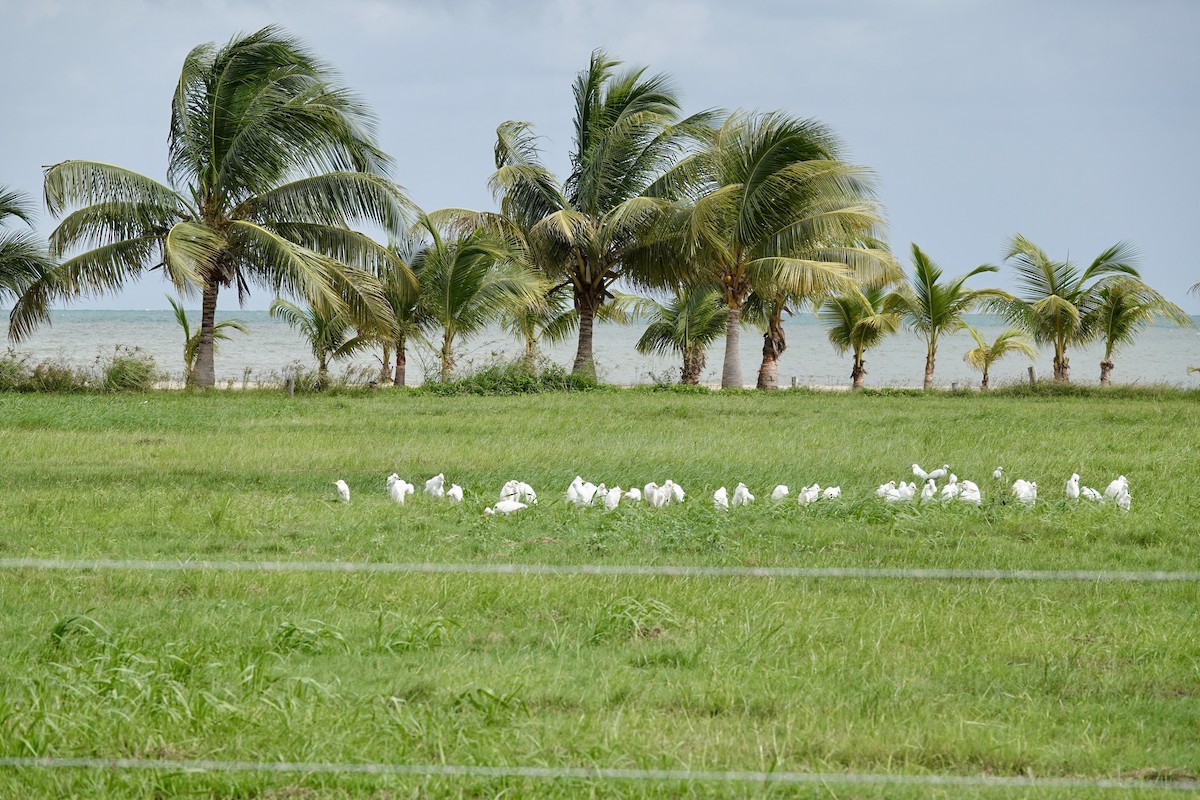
[632,285,727,385]
[1083,278,1193,386]
[269,299,370,389]
[644,111,898,389]
[166,295,247,386]
[9,26,412,387]
[410,214,545,381]
[1,186,53,308]
[886,244,1011,389]
[819,287,902,389]
[963,325,1037,390]
[490,50,716,379]
[998,234,1140,382]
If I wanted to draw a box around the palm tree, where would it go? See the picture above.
[819,287,901,389]
[269,299,370,389]
[1,186,53,308]
[9,26,412,387]
[887,243,1011,389]
[644,112,898,389]
[166,295,248,387]
[632,286,727,385]
[490,50,715,379]
[998,234,1140,383]
[963,325,1037,390]
[1083,278,1193,385]
[410,214,545,381]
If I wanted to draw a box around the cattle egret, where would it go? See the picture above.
[446,484,463,503]
[425,474,445,497]
[578,481,598,506]
[940,475,961,501]
[912,464,929,481]
[732,483,754,506]
[771,485,789,500]
[876,481,897,497]
[334,479,350,503]
[1065,473,1080,501]
[501,480,538,505]
[920,479,937,503]
[1080,486,1102,501]
[1012,479,1037,506]
[992,467,1004,480]
[897,481,917,502]
[387,475,413,504]
[927,464,949,481]
[798,484,821,506]
[664,480,685,504]
[958,481,982,505]
[1117,490,1132,511]
[604,486,622,510]
[1105,476,1129,499]
[821,486,841,499]
[623,487,642,503]
[713,486,729,510]
[485,499,527,515]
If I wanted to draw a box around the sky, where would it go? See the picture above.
[2,0,1197,312]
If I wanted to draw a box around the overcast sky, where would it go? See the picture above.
[2,0,1197,312]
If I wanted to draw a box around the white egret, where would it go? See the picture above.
[485,499,527,515]
[1080,486,1102,501]
[920,479,937,503]
[446,484,464,503]
[623,487,642,503]
[604,486,622,510]
[897,481,917,502]
[500,480,537,505]
[992,467,1004,481]
[940,475,961,501]
[664,480,685,504]
[876,481,897,498]
[387,475,413,504]
[334,479,350,503]
[771,485,790,501]
[1105,476,1129,499]
[798,484,821,506]
[1011,479,1037,506]
[578,481,598,506]
[732,483,754,506]
[1117,490,1132,511]
[821,486,841,499]
[927,464,949,481]
[958,481,982,505]
[425,473,445,497]
[912,464,929,481]
[1065,473,1080,501]
[712,486,729,510]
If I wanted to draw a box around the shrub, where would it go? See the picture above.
[100,346,160,392]
[421,358,598,396]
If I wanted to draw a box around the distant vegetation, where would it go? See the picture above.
[0,27,1193,391]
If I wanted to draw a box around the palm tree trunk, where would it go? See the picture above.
[981,366,990,391]
[1099,360,1114,387]
[681,349,705,385]
[1053,338,1070,382]
[192,281,219,389]
[721,304,743,389]
[441,331,454,382]
[317,354,329,390]
[851,350,866,389]
[379,344,393,384]
[923,343,936,390]
[523,335,537,373]
[393,333,406,387]
[755,314,786,391]
[572,289,599,380]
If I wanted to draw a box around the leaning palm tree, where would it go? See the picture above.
[166,295,247,386]
[998,234,1140,382]
[963,325,1038,390]
[410,214,545,381]
[886,243,1010,389]
[1084,278,1193,386]
[270,298,370,389]
[819,287,902,389]
[490,50,716,379]
[642,111,899,389]
[1,186,53,308]
[632,285,727,385]
[10,26,411,387]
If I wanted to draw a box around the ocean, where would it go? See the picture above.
[3,310,1198,389]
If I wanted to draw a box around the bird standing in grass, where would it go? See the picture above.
[485,499,527,515]
[425,474,445,497]
[334,480,350,503]
[1065,473,1080,500]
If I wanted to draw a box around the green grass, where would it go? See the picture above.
[0,389,1197,797]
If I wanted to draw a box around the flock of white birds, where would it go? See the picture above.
[331,464,1133,513]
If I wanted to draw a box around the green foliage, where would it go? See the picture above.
[99,346,160,392]
[421,358,597,396]
[0,185,54,304]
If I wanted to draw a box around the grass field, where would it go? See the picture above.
[1,388,1197,797]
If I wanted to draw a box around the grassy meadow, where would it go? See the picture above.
[0,387,1198,797]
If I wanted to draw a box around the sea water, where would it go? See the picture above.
[3,310,1198,388]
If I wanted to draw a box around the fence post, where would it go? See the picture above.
[1028,366,1037,385]
[285,377,295,397]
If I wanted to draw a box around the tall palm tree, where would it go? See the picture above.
[632,285,727,385]
[1084,278,1193,385]
[490,50,715,379]
[166,295,247,387]
[963,325,1037,390]
[643,111,898,389]
[9,26,412,387]
[819,287,901,389]
[998,234,1140,383]
[270,298,370,389]
[886,243,1010,389]
[410,214,545,381]
[0,186,53,308]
